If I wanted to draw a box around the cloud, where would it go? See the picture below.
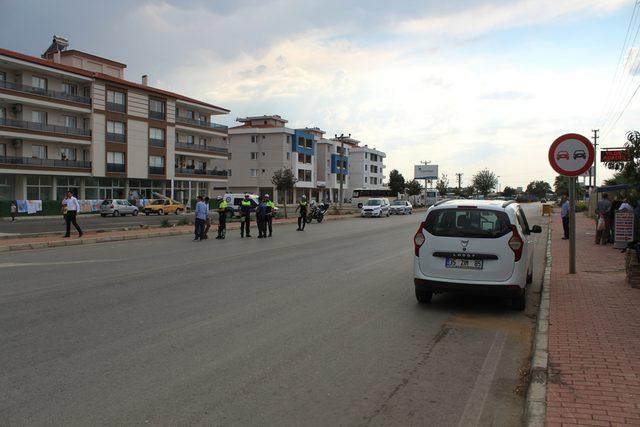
[481,91,534,100]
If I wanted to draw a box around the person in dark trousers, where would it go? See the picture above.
[595,193,612,245]
[239,193,256,238]
[560,196,569,240]
[256,197,268,238]
[264,194,275,237]
[62,191,83,238]
[10,201,17,221]
[194,195,208,241]
[296,194,308,231]
[216,195,228,239]
[203,196,211,239]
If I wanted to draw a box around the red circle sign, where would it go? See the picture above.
[548,133,595,177]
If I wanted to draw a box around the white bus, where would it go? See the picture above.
[351,189,396,208]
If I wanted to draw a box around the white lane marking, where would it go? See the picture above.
[0,259,120,268]
[457,331,508,427]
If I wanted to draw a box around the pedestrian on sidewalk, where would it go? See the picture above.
[10,201,17,221]
[595,193,612,245]
[560,196,570,239]
[62,191,83,238]
[203,196,211,239]
[239,193,256,238]
[194,195,207,241]
[296,194,308,231]
[264,194,275,237]
[216,195,228,239]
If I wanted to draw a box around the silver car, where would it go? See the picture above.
[100,199,139,217]
[390,200,413,215]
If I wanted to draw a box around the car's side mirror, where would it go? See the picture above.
[531,225,542,234]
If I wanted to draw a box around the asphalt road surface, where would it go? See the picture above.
[0,203,549,426]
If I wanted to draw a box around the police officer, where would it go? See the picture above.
[296,194,308,231]
[239,193,256,238]
[264,194,275,237]
[216,195,228,239]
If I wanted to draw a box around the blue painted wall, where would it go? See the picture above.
[293,130,314,155]
[331,154,349,174]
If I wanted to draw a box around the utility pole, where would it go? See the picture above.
[336,133,349,212]
[455,173,463,189]
[592,129,599,188]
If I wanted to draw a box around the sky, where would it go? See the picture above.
[2,0,639,189]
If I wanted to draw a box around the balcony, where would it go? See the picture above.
[0,80,91,105]
[149,138,165,148]
[106,132,126,143]
[175,116,228,131]
[174,141,228,155]
[149,111,165,121]
[106,102,126,113]
[0,118,91,137]
[106,163,125,173]
[0,155,91,169]
[148,166,165,175]
[175,167,228,177]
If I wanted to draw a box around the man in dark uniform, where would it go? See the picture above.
[264,194,275,237]
[256,197,268,238]
[296,194,308,231]
[216,195,228,239]
[239,193,256,238]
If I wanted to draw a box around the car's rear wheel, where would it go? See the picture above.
[145,211,150,216]
[158,209,164,215]
[132,210,139,216]
[113,210,120,217]
[415,288,433,304]
[175,208,182,215]
[512,289,526,311]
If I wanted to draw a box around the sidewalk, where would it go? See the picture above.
[546,213,640,426]
[0,213,357,252]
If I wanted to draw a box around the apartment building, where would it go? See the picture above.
[344,139,386,197]
[316,134,349,202]
[0,36,229,203]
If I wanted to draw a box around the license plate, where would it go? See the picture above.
[445,258,483,270]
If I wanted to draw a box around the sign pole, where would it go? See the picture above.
[569,176,576,274]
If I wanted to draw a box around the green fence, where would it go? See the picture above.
[0,200,64,218]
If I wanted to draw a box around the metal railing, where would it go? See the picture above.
[175,115,228,131]
[175,167,228,177]
[0,117,91,137]
[174,141,228,154]
[0,80,91,105]
[149,111,165,121]
[148,166,165,175]
[149,138,165,147]
[0,155,91,169]
[106,163,125,173]
[106,132,126,143]
[106,102,126,113]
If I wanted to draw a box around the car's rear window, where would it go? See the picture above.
[102,199,112,205]
[424,208,512,238]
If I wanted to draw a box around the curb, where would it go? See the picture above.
[524,219,552,426]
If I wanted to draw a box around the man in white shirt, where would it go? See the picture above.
[63,191,83,238]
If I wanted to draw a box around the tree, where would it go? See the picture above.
[503,186,517,198]
[406,180,423,205]
[525,180,552,200]
[388,169,406,196]
[554,175,584,198]
[436,174,449,197]
[472,169,498,196]
[271,168,297,218]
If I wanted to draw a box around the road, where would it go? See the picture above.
[0,203,548,426]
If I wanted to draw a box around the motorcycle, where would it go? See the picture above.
[306,202,330,223]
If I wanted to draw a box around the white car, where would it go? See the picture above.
[390,200,412,215]
[361,198,390,217]
[413,199,541,310]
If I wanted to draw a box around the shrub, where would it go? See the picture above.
[160,218,171,228]
[575,201,588,212]
[176,217,189,226]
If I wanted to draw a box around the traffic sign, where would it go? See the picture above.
[548,133,595,177]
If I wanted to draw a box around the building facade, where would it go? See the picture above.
[0,37,229,203]
[347,142,386,195]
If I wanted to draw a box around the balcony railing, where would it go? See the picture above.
[0,155,91,169]
[106,132,126,143]
[174,141,228,155]
[106,102,126,113]
[175,115,228,131]
[106,163,125,173]
[148,166,165,175]
[0,80,91,105]
[175,167,228,177]
[149,138,165,147]
[149,111,165,121]
[0,117,91,137]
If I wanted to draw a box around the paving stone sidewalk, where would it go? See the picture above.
[546,212,640,426]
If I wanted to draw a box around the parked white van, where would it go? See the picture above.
[223,193,260,217]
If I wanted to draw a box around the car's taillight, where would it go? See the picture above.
[414,221,426,256]
[110,204,115,209]
[508,225,523,262]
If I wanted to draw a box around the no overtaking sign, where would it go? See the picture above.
[548,133,595,177]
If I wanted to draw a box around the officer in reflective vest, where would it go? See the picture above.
[216,195,228,239]
[264,194,275,237]
[296,194,308,231]
[239,193,255,238]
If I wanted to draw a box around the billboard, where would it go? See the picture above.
[600,149,629,162]
[414,164,439,180]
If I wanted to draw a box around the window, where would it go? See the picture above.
[250,169,258,177]
[186,135,194,144]
[0,107,5,119]
[287,135,291,143]
[60,147,76,161]
[251,135,257,143]
[0,143,6,156]
[106,90,126,112]
[365,153,368,159]
[64,116,77,128]
[107,121,126,142]
[250,152,258,160]
[365,177,368,183]
[425,208,512,238]
[32,145,47,159]
[149,99,165,120]
[26,176,52,200]
[0,71,5,82]
[149,127,165,141]
[286,152,290,160]
[31,76,47,90]
[31,111,46,124]
[199,137,207,146]
[365,164,368,171]
[107,151,125,164]
[185,110,195,119]
[149,156,164,167]
[62,83,77,95]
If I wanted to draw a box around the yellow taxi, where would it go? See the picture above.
[143,199,186,215]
